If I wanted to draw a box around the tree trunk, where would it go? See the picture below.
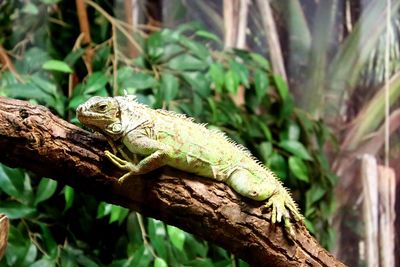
[0,97,345,267]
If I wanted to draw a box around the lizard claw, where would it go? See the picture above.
[264,193,298,238]
[104,150,136,184]
[105,150,138,172]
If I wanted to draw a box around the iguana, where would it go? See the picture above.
[76,94,303,236]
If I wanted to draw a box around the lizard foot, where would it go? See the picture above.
[104,150,139,184]
[264,193,299,238]
[105,150,138,172]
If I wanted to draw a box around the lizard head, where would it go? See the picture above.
[76,96,123,139]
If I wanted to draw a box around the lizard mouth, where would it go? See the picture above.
[76,111,115,130]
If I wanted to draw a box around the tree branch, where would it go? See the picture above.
[0,97,345,267]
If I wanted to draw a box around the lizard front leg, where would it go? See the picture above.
[105,150,169,183]
[106,138,139,164]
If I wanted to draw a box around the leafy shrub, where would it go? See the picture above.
[0,2,337,266]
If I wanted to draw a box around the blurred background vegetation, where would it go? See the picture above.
[0,0,398,266]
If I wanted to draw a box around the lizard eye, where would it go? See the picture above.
[97,103,108,111]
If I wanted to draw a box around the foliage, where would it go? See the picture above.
[0,1,337,266]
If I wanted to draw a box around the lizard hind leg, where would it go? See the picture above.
[227,169,298,237]
[226,168,277,202]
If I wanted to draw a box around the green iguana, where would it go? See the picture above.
[76,94,303,236]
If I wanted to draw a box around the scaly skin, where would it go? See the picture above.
[76,95,303,236]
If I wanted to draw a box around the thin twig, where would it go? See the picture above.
[85,0,143,54]
[112,24,119,96]
[0,45,23,83]
[76,0,93,73]
[136,213,157,258]
[68,33,86,99]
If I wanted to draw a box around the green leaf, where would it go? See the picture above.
[68,94,92,110]
[126,213,142,246]
[224,70,240,94]
[184,258,214,267]
[180,37,209,60]
[160,73,179,103]
[279,121,301,141]
[0,165,33,204]
[122,73,158,90]
[148,219,167,259]
[147,32,164,61]
[84,72,108,94]
[257,142,272,162]
[63,186,74,211]
[40,0,62,4]
[0,164,20,198]
[174,21,203,34]
[34,178,58,205]
[279,140,312,160]
[109,205,129,224]
[23,243,38,265]
[195,30,222,43]
[59,245,99,267]
[22,3,39,15]
[93,46,111,71]
[154,257,168,267]
[305,185,326,207]
[230,60,250,87]
[320,199,336,218]
[0,201,36,219]
[167,54,207,71]
[239,259,251,267]
[28,75,66,116]
[60,253,77,267]
[96,202,112,219]
[266,152,287,180]
[30,74,58,95]
[42,60,73,73]
[16,47,50,73]
[259,123,272,141]
[288,156,309,182]
[64,48,85,66]
[304,218,316,234]
[184,234,208,258]
[129,245,152,267]
[254,69,269,100]
[182,72,210,97]
[133,55,147,68]
[3,83,56,109]
[250,53,270,70]
[280,95,294,120]
[286,122,301,141]
[273,75,289,101]
[209,63,225,92]
[38,223,58,257]
[30,258,55,267]
[167,225,186,251]
[160,44,184,62]
[76,254,100,267]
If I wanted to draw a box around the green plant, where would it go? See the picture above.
[0,1,338,266]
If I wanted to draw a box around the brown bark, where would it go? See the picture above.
[0,97,345,267]
[0,214,8,260]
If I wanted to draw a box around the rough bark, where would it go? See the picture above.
[0,97,345,267]
[0,214,8,260]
